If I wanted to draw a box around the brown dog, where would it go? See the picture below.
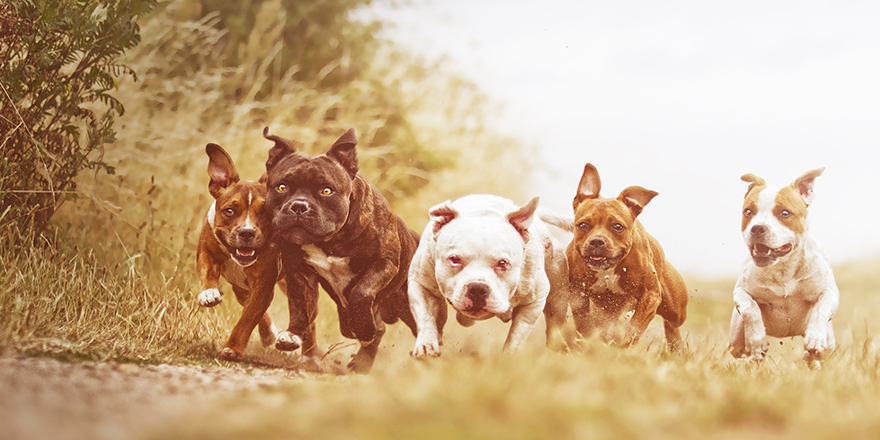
[553,163,688,349]
[263,127,418,373]
[196,143,282,362]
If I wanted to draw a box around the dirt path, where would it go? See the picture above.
[0,354,302,440]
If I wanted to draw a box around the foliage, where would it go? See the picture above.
[55,0,533,285]
[0,0,156,237]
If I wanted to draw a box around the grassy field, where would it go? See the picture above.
[2,3,879,438]
[3,233,880,439]
[166,260,880,440]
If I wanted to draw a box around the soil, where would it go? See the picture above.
[0,354,303,440]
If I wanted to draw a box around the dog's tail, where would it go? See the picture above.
[537,206,574,232]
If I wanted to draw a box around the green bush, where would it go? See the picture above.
[0,0,156,237]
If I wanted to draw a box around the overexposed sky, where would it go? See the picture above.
[360,0,880,277]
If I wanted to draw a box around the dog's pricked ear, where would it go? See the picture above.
[263,126,298,172]
[741,173,766,199]
[618,186,658,218]
[326,128,359,178]
[508,196,539,242]
[429,200,458,236]
[792,167,824,205]
[574,163,602,210]
[206,143,240,199]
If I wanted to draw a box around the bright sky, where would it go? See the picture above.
[360,0,880,278]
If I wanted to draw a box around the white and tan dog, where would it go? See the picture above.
[728,167,839,369]
[408,195,570,359]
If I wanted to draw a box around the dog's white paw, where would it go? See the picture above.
[744,333,769,360]
[411,338,442,360]
[803,327,829,354]
[275,331,303,352]
[198,288,223,307]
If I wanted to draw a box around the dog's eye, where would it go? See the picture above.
[223,208,235,217]
[743,208,752,218]
[612,223,625,232]
[277,184,287,193]
[779,209,791,218]
[449,256,462,266]
[321,187,333,196]
[577,222,588,230]
[496,259,510,271]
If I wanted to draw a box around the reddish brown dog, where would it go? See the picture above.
[557,163,688,349]
[196,143,284,362]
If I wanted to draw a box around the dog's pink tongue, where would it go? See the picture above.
[236,248,255,257]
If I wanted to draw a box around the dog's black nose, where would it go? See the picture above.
[751,224,768,237]
[588,237,606,248]
[239,228,256,240]
[290,200,310,215]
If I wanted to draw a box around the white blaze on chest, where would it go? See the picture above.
[588,270,626,296]
[301,244,355,301]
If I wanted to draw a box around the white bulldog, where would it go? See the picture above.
[728,168,840,369]
[408,194,570,359]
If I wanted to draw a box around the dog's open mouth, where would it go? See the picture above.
[751,243,792,258]
[749,243,792,266]
[231,247,258,266]
[581,252,624,271]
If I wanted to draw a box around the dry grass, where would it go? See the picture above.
[2,1,880,438]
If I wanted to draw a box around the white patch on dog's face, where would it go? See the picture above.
[434,217,524,320]
[743,186,797,249]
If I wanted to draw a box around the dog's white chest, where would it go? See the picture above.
[588,271,625,296]
[301,244,355,296]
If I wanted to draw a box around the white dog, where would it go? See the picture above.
[408,194,570,358]
[728,168,839,369]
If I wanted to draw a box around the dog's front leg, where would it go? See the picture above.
[502,300,544,352]
[732,286,768,360]
[221,266,278,362]
[622,287,661,346]
[803,286,839,367]
[276,269,320,356]
[196,247,224,307]
[409,279,445,359]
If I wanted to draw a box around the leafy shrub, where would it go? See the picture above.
[0,0,156,237]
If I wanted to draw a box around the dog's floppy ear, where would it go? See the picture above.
[508,196,539,242]
[206,143,240,199]
[791,167,824,205]
[740,173,766,199]
[618,186,658,218]
[574,163,601,211]
[326,128,359,178]
[263,126,298,172]
[429,200,458,237]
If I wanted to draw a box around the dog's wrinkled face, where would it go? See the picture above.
[571,163,657,272]
[430,198,538,320]
[206,143,271,267]
[263,128,358,246]
[740,168,823,267]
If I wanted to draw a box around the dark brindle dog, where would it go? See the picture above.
[262,127,418,373]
